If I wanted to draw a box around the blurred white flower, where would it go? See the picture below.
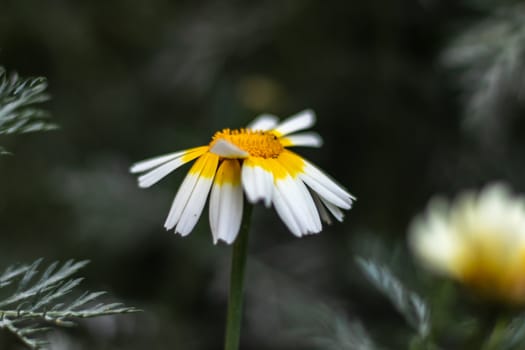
[131,110,354,244]
[409,183,525,304]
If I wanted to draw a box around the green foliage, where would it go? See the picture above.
[0,259,139,349]
[0,66,139,348]
[245,260,381,350]
[489,314,525,350]
[294,303,379,350]
[356,258,431,340]
[442,4,525,134]
[0,66,57,154]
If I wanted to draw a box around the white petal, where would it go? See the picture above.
[409,215,463,275]
[247,114,279,131]
[312,192,332,225]
[210,139,249,158]
[280,132,323,148]
[138,150,202,188]
[294,178,322,234]
[300,160,355,209]
[210,182,243,244]
[164,154,219,234]
[241,159,274,207]
[319,196,345,222]
[165,173,199,230]
[175,175,214,235]
[130,150,187,173]
[273,174,322,236]
[138,158,186,188]
[272,185,302,236]
[273,109,316,136]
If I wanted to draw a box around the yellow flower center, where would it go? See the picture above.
[210,128,284,158]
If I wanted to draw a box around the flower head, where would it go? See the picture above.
[409,183,525,304]
[131,110,355,244]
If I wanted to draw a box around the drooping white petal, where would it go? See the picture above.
[280,132,323,148]
[138,157,187,188]
[130,150,187,173]
[299,160,355,209]
[274,157,322,234]
[271,159,322,236]
[175,175,215,235]
[165,172,199,230]
[210,139,249,158]
[210,160,243,244]
[164,153,219,233]
[319,195,345,222]
[293,178,323,234]
[273,109,316,136]
[247,114,279,131]
[312,192,332,225]
[272,185,302,237]
[137,148,207,188]
[241,158,274,207]
[273,178,321,236]
[210,184,243,244]
[175,155,219,235]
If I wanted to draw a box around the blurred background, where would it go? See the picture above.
[1,0,525,348]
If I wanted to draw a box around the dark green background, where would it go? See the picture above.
[1,1,521,349]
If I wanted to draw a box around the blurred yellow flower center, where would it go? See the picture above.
[211,128,284,158]
[455,232,525,303]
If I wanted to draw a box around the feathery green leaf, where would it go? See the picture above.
[0,259,140,349]
[0,66,57,154]
[356,257,431,339]
[442,4,525,134]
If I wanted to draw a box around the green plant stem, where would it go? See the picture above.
[0,309,138,319]
[224,202,253,350]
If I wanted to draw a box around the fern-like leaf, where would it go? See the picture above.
[0,259,139,349]
[490,313,525,350]
[303,304,379,350]
[356,257,431,339]
[0,66,57,154]
[442,4,525,135]
[0,264,32,289]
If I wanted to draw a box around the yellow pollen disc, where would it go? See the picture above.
[210,128,284,158]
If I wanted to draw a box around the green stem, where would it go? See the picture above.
[224,202,253,350]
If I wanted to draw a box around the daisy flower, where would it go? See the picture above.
[409,183,525,304]
[130,110,355,244]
